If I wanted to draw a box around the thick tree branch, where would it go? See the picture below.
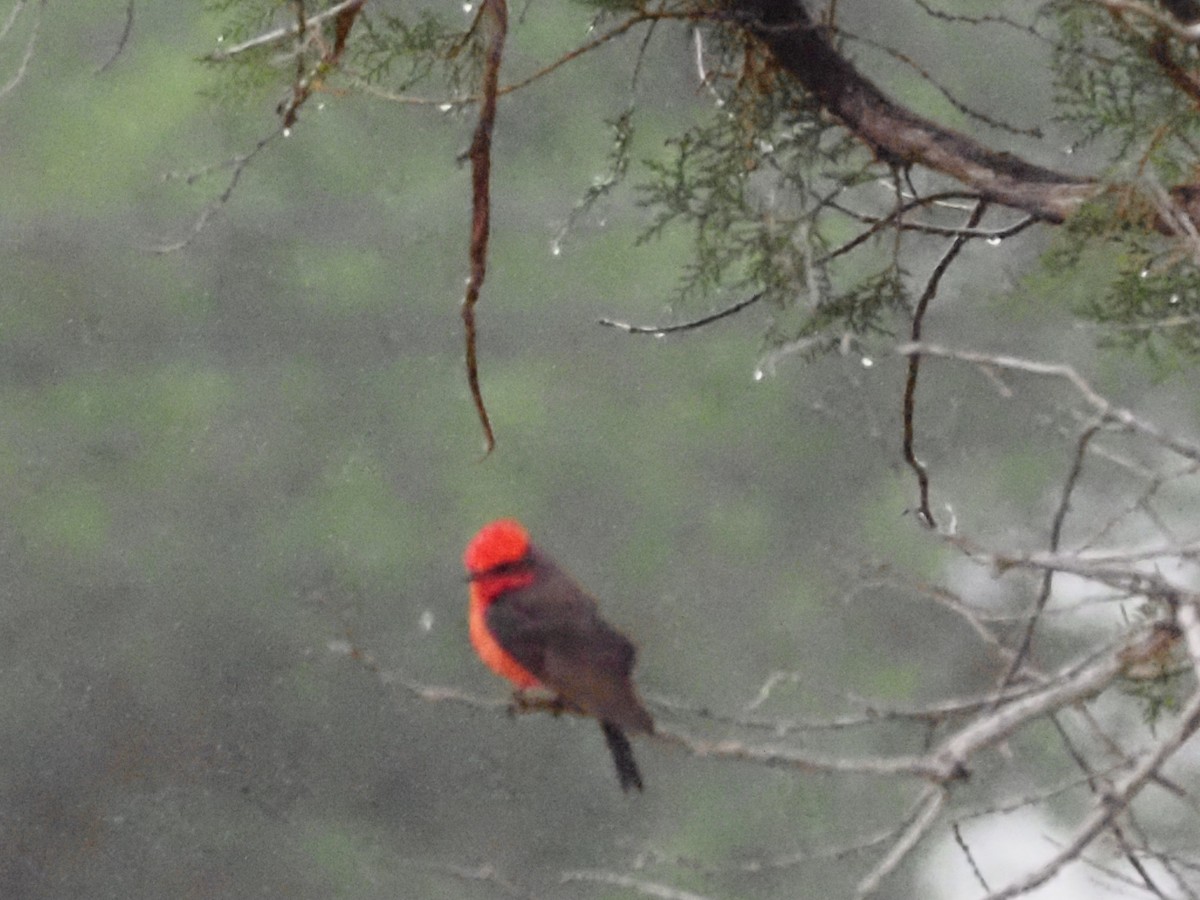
[730,0,1200,227]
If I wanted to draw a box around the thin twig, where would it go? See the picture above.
[843,26,1042,138]
[855,786,947,897]
[402,859,533,898]
[827,198,1037,244]
[999,421,1102,685]
[561,870,716,900]
[152,127,285,253]
[96,0,135,74]
[0,0,41,101]
[953,822,992,894]
[693,826,893,873]
[902,201,987,528]
[598,292,765,335]
[349,9,672,107]
[461,0,506,455]
[895,342,1200,463]
[204,0,366,61]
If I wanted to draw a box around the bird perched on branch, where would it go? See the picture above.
[463,518,654,791]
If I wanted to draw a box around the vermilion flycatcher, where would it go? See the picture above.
[463,518,654,791]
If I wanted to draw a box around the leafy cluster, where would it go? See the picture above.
[1086,259,1200,366]
[1050,0,1200,178]
[1046,187,1200,370]
[352,8,480,97]
[636,26,907,351]
[202,0,293,104]
[199,1,928,355]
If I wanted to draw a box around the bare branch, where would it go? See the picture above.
[895,342,1200,463]
[999,421,1103,684]
[649,679,1045,735]
[926,627,1157,782]
[983,601,1200,899]
[561,870,716,900]
[599,292,765,335]
[96,0,135,75]
[152,127,285,254]
[855,786,947,897]
[0,0,41,101]
[652,725,942,780]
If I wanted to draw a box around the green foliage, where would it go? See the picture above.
[1122,673,1184,731]
[202,0,289,104]
[195,0,1200,374]
[1045,0,1200,370]
[635,31,901,352]
[353,8,480,95]
[1051,0,1200,175]
[1044,192,1200,372]
[200,1,921,359]
[1087,262,1200,367]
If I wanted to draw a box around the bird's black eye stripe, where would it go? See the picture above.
[466,554,534,581]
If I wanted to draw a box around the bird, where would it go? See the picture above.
[463,518,654,791]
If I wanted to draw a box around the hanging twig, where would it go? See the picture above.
[902,200,987,528]
[461,0,506,455]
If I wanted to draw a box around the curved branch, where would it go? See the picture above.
[984,603,1200,899]
[731,1,1099,222]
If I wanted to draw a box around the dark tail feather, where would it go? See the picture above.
[600,721,643,792]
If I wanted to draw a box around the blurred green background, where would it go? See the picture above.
[0,2,1174,898]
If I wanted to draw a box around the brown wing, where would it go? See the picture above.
[485,549,653,734]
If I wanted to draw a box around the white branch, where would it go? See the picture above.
[984,600,1200,899]
[855,786,947,897]
[896,343,1200,463]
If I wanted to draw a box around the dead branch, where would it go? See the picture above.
[983,601,1200,899]
[895,342,1200,463]
[461,0,506,455]
[855,786,947,897]
[0,0,41,101]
